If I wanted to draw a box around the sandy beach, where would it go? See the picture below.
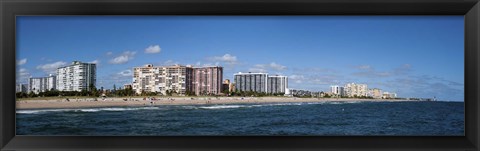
[15,97,414,110]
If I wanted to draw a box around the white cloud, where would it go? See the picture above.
[16,68,31,84]
[192,61,220,67]
[106,52,113,56]
[352,64,412,78]
[249,62,287,73]
[36,61,67,74]
[89,60,100,65]
[210,54,238,64]
[145,45,161,54]
[118,69,132,77]
[289,74,305,84]
[17,58,27,66]
[109,51,136,64]
[266,62,287,71]
[248,68,267,73]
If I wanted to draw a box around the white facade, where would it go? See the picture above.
[267,75,288,94]
[382,92,397,99]
[16,84,29,93]
[234,72,269,93]
[344,83,368,97]
[29,74,56,94]
[56,61,96,92]
[330,85,345,96]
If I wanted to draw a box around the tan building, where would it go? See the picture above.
[344,83,368,97]
[132,64,193,95]
[368,88,383,99]
[123,84,132,90]
[222,79,230,93]
[192,66,223,95]
[229,83,236,93]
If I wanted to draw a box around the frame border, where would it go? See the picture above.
[1,0,479,150]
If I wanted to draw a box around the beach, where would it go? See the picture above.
[16,97,412,110]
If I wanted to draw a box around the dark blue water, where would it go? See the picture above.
[16,101,464,136]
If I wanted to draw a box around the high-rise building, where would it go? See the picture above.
[56,61,96,92]
[267,75,288,94]
[29,74,56,94]
[192,66,223,95]
[382,92,397,99]
[368,88,383,99]
[330,85,345,96]
[234,72,268,93]
[132,64,193,95]
[222,79,230,93]
[344,83,368,97]
[229,82,236,93]
[16,84,29,93]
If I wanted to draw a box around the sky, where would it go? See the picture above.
[16,16,464,101]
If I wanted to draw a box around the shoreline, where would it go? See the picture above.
[16,97,420,110]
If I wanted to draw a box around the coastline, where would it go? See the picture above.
[16,97,416,110]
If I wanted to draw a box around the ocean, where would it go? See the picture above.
[16,101,464,136]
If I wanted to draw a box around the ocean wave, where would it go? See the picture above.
[17,106,160,114]
[195,102,315,110]
[192,101,367,110]
[198,105,245,109]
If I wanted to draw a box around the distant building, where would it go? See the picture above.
[229,82,236,93]
[267,75,288,94]
[222,79,230,93]
[29,74,56,94]
[123,84,132,90]
[330,85,345,97]
[234,72,268,93]
[289,89,312,97]
[383,92,397,99]
[368,88,383,99]
[344,83,368,97]
[16,84,28,93]
[132,64,193,95]
[192,66,223,95]
[56,61,96,92]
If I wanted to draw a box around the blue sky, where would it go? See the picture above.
[16,16,464,101]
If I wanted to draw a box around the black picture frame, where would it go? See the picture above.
[1,0,479,150]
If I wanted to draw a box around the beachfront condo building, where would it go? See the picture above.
[368,88,383,99]
[192,66,223,95]
[28,74,56,94]
[344,83,368,97]
[222,79,230,93]
[382,92,397,99]
[132,64,193,95]
[56,61,96,92]
[16,84,29,93]
[234,72,268,93]
[267,75,288,94]
[330,85,345,97]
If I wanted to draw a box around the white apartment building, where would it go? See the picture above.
[132,64,193,95]
[344,83,368,97]
[267,75,288,94]
[29,74,56,94]
[382,92,397,99]
[16,84,29,93]
[234,72,268,93]
[330,85,345,96]
[56,61,96,91]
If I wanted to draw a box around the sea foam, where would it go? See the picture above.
[17,106,160,114]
